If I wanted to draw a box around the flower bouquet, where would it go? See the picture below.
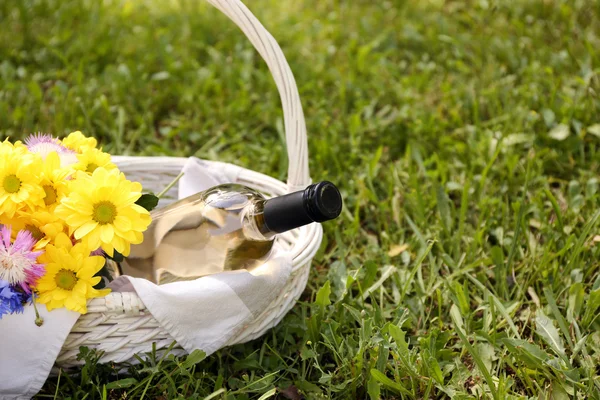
[0,132,156,322]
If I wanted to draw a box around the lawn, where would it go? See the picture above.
[2,0,600,398]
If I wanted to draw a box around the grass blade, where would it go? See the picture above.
[543,287,574,349]
[535,310,567,361]
[450,305,498,400]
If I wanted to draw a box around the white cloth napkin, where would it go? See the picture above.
[0,306,79,400]
[109,251,291,356]
[0,157,292,399]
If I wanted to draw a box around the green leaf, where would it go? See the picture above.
[182,349,206,369]
[502,338,550,370]
[387,323,420,378]
[535,310,566,357]
[367,376,381,400]
[548,124,570,140]
[435,181,453,232]
[300,346,316,361]
[542,108,556,126]
[449,304,465,332]
[582,289,600,327]
[108,250,124,262]
[450,304,498,400]
[567,283,584,323]
[293,379,321,394]
[476,343,496,373]
[451,281,470,315]
[549,380,570,400]
[315,280,331,307]
[490,245,504,271]
[341,304,363,324]
[504,133,534,146]
[587,124,600,138]
[369,369,412,397]
[466,275,521,339]
[571,335,589,359]
[423,351,444,385]
[543,287,574,349]
[361,260,379,290]
[105,378,138,389]
[256,388,277,400]
[136,193,159,212]
[388,323,409,352]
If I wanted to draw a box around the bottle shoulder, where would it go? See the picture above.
[150,184,264,219]
[203,184,265,211]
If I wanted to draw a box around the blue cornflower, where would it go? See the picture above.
[0,279,25,319]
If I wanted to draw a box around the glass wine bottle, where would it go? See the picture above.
[121,181,342,283]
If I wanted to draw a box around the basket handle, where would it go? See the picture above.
[206,0,310,191]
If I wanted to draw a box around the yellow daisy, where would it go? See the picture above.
[35,233,110,313]
[72,147,117,174]
[0,138,27,155]
[54,168,151,257]
[60,131,97,153]
[0,146,45,218]
[9,209,67,250]
[39,151,71,211]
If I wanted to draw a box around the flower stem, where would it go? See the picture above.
[32,293,44,327]
[157,171,185,199]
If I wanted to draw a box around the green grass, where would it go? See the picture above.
[2,0,600,398]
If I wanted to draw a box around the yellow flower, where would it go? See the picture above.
[0,146,44,218]
[36,233,110,313]
[61,131,97,153]
[39,151,71,211]
[10,209,67,250]
[72,147,117,174]
[55,168,151,257]
[0,138,27,155]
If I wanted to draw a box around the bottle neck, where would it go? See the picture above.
[241,192,314,240]
[242,182,342,239]
[261,190,316,234]
[241,200,276,241]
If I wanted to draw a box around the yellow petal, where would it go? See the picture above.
[113,216,132,231]
[54,232,73,249]
[100,224,114,243]
[74,221,98,240]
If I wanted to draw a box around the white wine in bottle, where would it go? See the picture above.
[121,181,342,283]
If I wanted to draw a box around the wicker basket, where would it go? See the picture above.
[54,0,321,368]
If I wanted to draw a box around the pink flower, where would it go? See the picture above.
[90,248,105,257]
[24,133,78,166]
[0,225,45,293]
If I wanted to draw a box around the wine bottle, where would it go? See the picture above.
[121,181,342,283]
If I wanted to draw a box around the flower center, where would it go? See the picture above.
[93,201,117,224]
[0,257,14,270]
[55,269,78,290]
[2,175,21,193]
[25,224,45,241]
[86,163,99,173]
[0,252,31,285]
[43,185,58,205]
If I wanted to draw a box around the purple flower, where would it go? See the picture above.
[0,226,45,294]
[0,279,25,318]
[24,133,78,166]
[90,248,105,257]
[25,133,63,150]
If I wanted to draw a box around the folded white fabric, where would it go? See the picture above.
[0,306,79,400]
[0,157,291,399]
[108,250,291,356]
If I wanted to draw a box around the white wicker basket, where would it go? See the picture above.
[55,0,322,368]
